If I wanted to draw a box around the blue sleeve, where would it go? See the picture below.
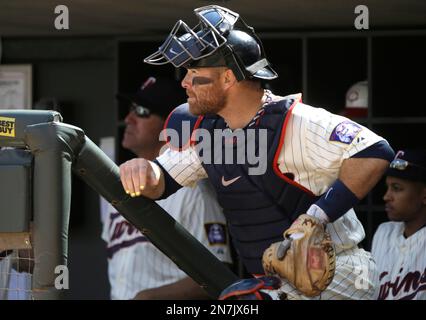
[315,179,359,222]
[153,159,183,200]
[351,140,395,162]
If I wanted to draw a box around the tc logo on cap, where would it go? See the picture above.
[141,77,157,90]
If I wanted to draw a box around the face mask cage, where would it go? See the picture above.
[144,5,239,67]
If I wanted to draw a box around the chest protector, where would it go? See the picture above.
[166,96,318,274]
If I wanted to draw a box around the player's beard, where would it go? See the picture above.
[187,85,227,116]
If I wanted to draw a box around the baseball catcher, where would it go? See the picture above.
[119,4,395,300]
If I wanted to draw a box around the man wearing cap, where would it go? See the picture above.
[372,149,426,300]
[119,6,395,299]
[101,76,232,300]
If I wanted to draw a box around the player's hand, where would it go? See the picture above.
[119,158,164,199]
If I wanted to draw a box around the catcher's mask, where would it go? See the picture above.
[144,5,278,81]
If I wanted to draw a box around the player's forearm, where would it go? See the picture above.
[339,157,389,199]
[133,277,211,300]
[310,157,389,222]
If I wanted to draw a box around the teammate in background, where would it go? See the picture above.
[372,149,426,300]
[102,76,232,300]
[119,6,395,299]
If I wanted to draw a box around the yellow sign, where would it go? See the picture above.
[0,116,16,137]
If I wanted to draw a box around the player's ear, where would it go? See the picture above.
[222,68,237,89]
[421,184,426,205]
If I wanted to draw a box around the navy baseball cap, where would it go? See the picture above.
[116,76,186,119]
[387,149,426,183]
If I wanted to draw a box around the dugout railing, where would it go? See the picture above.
[0,110,238,300]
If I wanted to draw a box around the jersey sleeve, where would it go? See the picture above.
[303,103,384,163]
[277,102,388,195]
[156,146,208,187]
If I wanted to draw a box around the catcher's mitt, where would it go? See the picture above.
[262,214,335,297]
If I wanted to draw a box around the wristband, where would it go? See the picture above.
[314,179,360,222]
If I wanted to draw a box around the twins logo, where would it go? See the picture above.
[378,267,426,300]
[106,212,148,258]
[330,121,362,144]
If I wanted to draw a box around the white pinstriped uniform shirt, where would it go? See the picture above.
[372,222,426,300]
[102,180,232,300]
[157,97,385,254]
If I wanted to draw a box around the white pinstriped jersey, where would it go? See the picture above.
[157,94,390,299]
[157,96,385,253]
[281,102,382,253]
[101,179,232,300]
[372,222,426,300]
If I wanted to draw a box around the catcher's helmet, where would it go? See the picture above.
[144,5,278,81]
